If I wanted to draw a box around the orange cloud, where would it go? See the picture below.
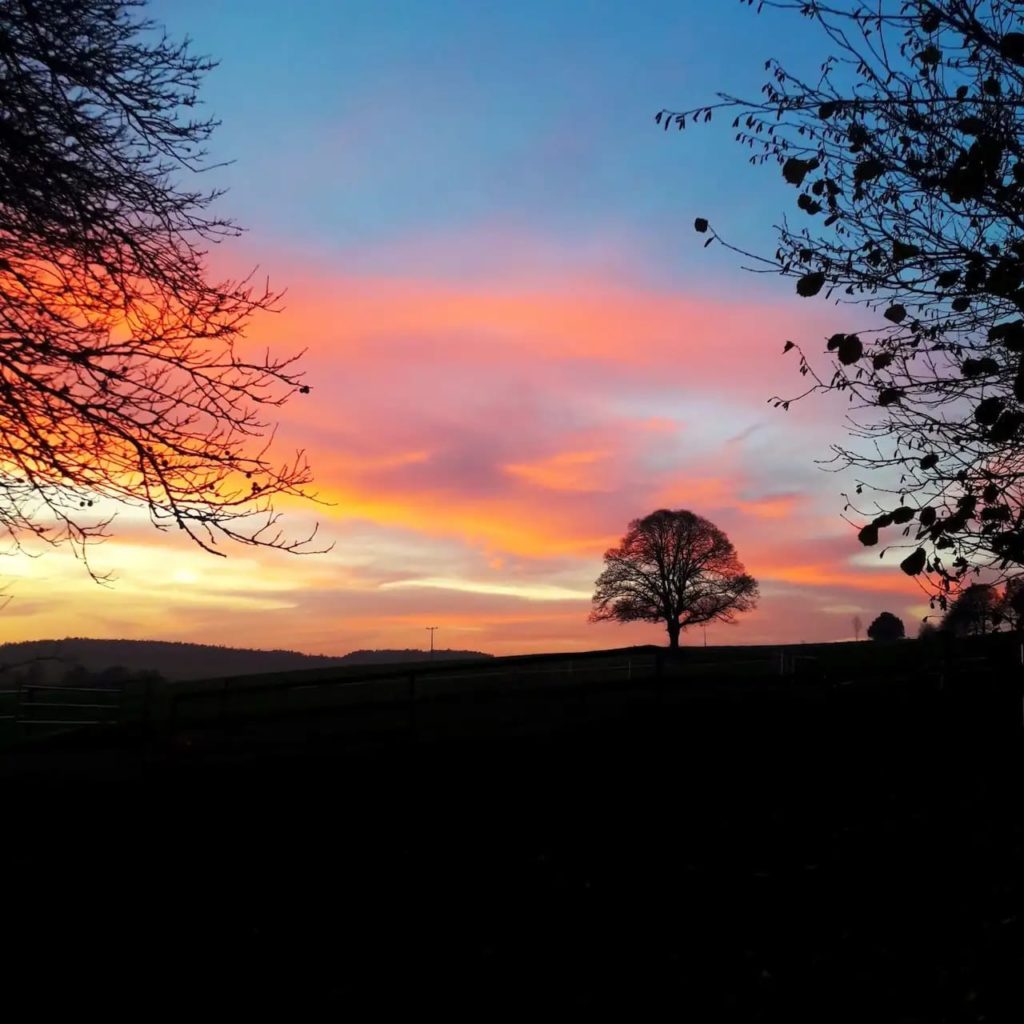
[295,481,616,558]
[503,450,614,493]
[737,494,803,520]
[2,250,922,656]
[754,562,923,595]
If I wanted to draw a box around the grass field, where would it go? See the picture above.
[5,632,1012,748]
[2,636,1021,1019]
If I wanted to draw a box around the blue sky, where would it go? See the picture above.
[150,0,822,283]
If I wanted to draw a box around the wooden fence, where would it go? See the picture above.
[0,681,122,739]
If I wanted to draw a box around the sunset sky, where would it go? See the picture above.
[0,1,929,656]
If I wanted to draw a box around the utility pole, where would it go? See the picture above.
[702,623,707,648]
[426,626,438,659]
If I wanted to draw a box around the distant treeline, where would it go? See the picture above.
[0,639,492,683]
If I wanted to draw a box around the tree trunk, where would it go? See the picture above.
[666,620,680,649]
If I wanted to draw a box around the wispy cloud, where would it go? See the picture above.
[380,577,592,602]
[1,240,919,654]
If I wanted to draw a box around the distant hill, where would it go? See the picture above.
[0,638,492,683]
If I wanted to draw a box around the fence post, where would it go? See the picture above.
[15,675,24,735]
[141,675,153,727]
[21,681,34,734]
[409,672,417,737]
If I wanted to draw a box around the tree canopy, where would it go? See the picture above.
[939,581,1000,635]
[1001,575,1024,629]
[666,0,1024,607]
[867,611,906,641]
[590,509,758,649]
[0,0,316,573]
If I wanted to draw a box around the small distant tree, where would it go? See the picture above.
[852,614,863,641]
[941,583,1000,636]
[589,509,758,649]
[867,612,905,642]
[918,620,941,641]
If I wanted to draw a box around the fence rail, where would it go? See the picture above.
[0,682,123,735]
[167,651,663,727]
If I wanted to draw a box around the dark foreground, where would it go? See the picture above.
[3,669,1023,1020]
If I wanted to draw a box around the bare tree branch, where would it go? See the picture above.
[669,0,1024,606]
[0,0,325,574]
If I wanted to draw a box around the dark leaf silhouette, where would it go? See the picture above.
[854,157,886,184]
[989,320,1024,351]
[892,240,922,262]
[1000,32,1024,64]
[989,411,1024,442]
[858,523,879,546]
[957,117,986,136]
[961,357,1000,377]
[837,335,863,364]
[975,397,1005,425]
[782,157,817,186]
[796,272,826,297]
[900,548,927,576]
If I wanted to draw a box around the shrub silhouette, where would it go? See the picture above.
[867,612,905,642]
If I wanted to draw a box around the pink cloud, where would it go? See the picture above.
[1,243,924,655]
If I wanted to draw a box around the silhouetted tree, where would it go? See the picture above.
[852,613,863,641]
[999,576,1024,630]
[918,619,941,641]
[867,612,905,641]
[941,582,1000,635]
[666,1,1024,605]
[590,509,758,649]
[0,0,317,572]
